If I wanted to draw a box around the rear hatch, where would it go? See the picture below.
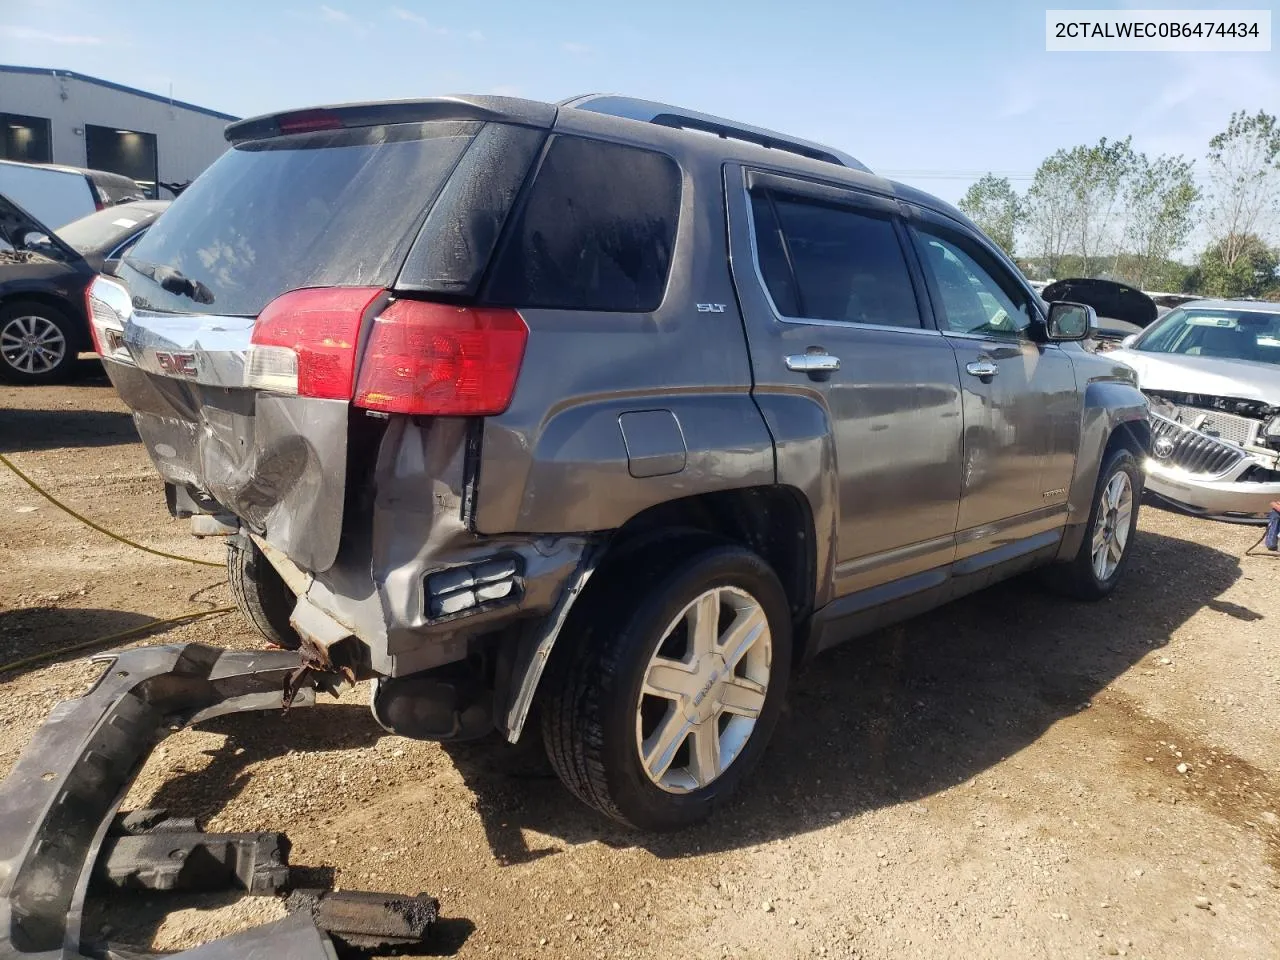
[91,100,553,572]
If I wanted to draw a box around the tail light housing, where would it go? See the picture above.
[86,274,134,363]
[354,301,527,416]
[248,289,527,417]
[246,287,384,398]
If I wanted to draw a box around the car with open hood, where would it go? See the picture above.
[1042,277,1160,345]
[0,195,167,383]
[1114,299,1280,522]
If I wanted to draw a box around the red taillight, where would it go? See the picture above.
[277,109,345,135]
[354,301,528,416]
[247,287,383,399]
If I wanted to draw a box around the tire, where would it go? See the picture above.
[541,542,792,831]
[227,539,302,650]
[1054,446,1143,600]
[0,299,80,385]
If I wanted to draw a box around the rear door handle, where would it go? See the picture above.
[785,352,841,381]
[965,359,998,381]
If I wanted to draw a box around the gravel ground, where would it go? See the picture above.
[1,371,1277,959]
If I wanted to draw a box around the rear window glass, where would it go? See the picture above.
[120,121,477,316]
[483,136,681,312]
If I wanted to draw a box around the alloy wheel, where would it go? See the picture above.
[1091,470,1133,581]
[0,314,67,376]
[635,586,772,794]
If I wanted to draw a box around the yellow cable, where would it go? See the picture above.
[0,452,223,567]
[0,606,235,676]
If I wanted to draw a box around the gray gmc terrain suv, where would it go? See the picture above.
[91,94,1150,831]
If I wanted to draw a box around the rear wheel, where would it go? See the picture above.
[0,300,79,385]
[541,542,791,831]
[227,539,302,650]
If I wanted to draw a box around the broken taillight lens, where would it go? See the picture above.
[246,286,384,399]
[353,300,528,416]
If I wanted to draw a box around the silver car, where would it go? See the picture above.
[1115,299,1280,521]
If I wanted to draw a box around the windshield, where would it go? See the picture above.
[118,121,477,316]
[55,204,162,255]
[1135,306,1280,365]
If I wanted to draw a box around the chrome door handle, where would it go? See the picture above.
[785,352,841,378]
[965,359,999,380]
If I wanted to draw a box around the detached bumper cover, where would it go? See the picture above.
[0,643,340,960]
[1145,459,1280,521]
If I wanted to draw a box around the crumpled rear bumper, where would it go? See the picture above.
[1145,459,1280,522]
[0,643,341,960]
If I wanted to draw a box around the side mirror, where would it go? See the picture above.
[1121,334,1138,349]
[1044,301,1094,342]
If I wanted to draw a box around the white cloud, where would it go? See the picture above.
[490,84,522,97]
[561,41,591,55]
[0,24,103,44]
[388,6,428,26]
[467,29,484,42]
[319,4,349,22]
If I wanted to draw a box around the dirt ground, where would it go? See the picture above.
[2,368,1278,960]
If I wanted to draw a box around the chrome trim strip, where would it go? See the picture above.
[123,309,255,389]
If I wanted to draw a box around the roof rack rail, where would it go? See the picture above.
[560,94,871,173]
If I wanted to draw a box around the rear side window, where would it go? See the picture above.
[121,121,478,316]
[751,191,921,328]
[483,136,681,312]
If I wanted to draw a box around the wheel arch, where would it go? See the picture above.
[1055,379,1149,563]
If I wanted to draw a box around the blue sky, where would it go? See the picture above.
[1,0,1277,206]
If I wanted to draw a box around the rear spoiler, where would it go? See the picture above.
[225,95,558,143]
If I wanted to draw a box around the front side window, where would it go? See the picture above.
[750,190,921,328]
[1136,307,1280,364]
[913,228,1033,338]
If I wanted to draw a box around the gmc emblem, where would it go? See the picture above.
[155,351,198,378]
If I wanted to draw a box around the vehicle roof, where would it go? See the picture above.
[0,158,139,187]
[226,94,980,233]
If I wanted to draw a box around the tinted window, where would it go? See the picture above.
[752,192,920,328]
[749,192,800,316]
[913,228,1033,338]
[121,121,478,316]
[484,136,680,312]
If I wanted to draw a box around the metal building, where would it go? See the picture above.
[0,65,237,198]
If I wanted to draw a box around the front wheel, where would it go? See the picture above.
[0,300,79,385]
[541,543,791,831]
[1054,446,1143,600]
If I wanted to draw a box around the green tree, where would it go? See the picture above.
[1122,153,1199,289]
[1189,233,1279,298]
[1204,110,1280,271]
[1025,153,1073,276]
[958,174,1023,256]
[1026,137,1135,277]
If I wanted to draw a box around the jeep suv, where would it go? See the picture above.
[90,94,1149,831]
